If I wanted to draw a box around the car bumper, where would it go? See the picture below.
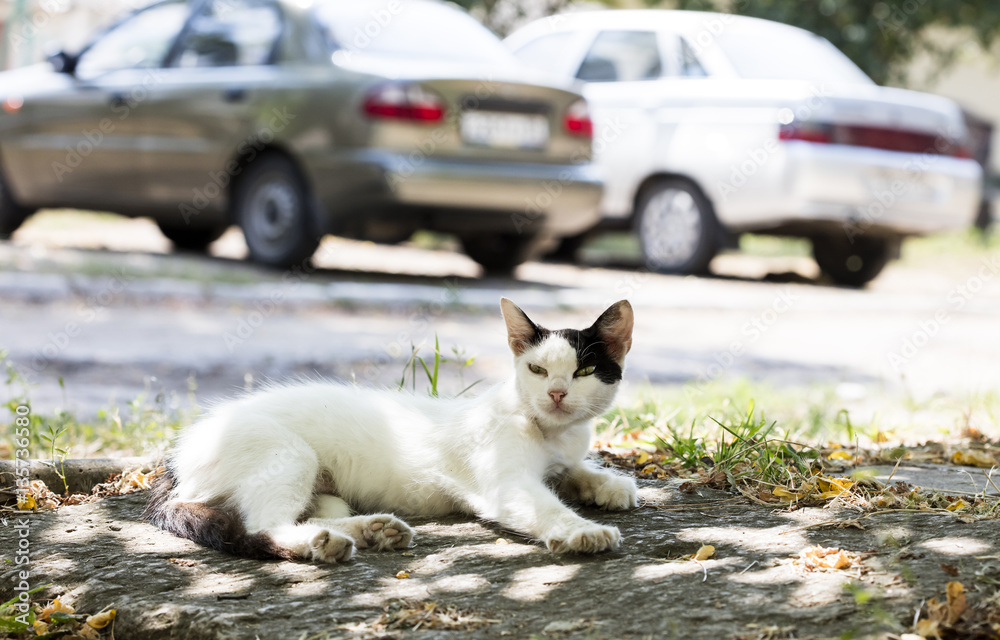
[716,142,983,236]
[315,149,604,237]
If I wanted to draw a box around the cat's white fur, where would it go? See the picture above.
[162,299,637,561]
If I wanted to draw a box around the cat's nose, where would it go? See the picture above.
[549,390,567,405]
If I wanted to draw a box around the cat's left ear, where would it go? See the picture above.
[592,300,633,364]
[500,298,539,356]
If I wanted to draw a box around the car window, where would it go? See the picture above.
[510,32,577,76]
[678,38,707,77]
[314,0,514,64]
[714,30,873,84]
[576,30,662,82]
[75,1,189,79]
[174,0,283,68]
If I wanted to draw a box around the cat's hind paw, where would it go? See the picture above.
[545,522,621,554]
[342,514,415,551]
[594,475,638,511]
[309,528,356,563]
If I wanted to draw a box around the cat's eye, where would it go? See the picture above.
[574,365,596,378]
[528,363,547,376]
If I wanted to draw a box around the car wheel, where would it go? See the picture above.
[234,154,319,268]
[812,234,893,287]
[636,179,719,275]
[0,171,33,240]
[461,233,536,276]
[157,221,228,252]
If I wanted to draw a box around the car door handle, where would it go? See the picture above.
[223,88,247,103]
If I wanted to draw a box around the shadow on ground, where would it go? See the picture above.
[3,478,997,639]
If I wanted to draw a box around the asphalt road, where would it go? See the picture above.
[1,213,999,420]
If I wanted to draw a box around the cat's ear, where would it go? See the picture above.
[500,298,539,356]
[593,300,633,364]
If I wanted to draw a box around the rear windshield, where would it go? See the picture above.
[714,29,874,85]
[313,0,515,64]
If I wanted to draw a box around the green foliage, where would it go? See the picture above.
[2,351,194,459]
[669,0,1000,85]
[398,337,481,397]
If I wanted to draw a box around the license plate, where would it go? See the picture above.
[460,111,549,150]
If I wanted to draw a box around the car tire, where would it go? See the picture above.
[461,233,536,276]
[812,234,893,287]
[0,170,33,240]
[157,221,228,253]
[635,179,719,275]
[234,154,319,268]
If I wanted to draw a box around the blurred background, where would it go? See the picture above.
[0,0,998,459]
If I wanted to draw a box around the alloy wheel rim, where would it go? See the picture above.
[640,188,702,268]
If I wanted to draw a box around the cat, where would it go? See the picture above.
[145,298,637,562]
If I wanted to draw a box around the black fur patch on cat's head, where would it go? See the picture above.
[554,327,623,384]
[500,299,634,384]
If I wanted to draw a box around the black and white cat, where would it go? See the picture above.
[146,298,637,562]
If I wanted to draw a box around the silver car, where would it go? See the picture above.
[0,0,602,272]
[506,10,983,285]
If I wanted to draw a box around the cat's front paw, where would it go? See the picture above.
[545,522,621,554]
[309,528,356,563]
[594,474,638,511]
[354,514,414,551]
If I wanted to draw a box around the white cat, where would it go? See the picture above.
[146,298,637,562]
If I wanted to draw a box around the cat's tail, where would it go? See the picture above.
[143,463,293,560]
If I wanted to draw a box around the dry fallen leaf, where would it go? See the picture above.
[634,451,651,465]
[40,598,75,621]
[86,609,116,629]
[945,581,967,625]
[694,545,715,561]
[395,571,410,579]
[951,450,998,468]
[946,499,969,512]
[796,545,860,572]
[940,563,959,576]
[827,450,853,461]
[16,493,35,510]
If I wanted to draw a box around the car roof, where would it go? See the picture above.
[506,9,817,47]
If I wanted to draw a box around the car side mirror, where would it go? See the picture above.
[48,50,78,75]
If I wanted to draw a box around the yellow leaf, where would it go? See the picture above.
[635,451,651,465]
[827,450,853,461]
[946,499,969,512]
[640,464,660,474]
[950,450,997,468]
[772,487,802,502]
[16,494,35,510]
[915,619,939,637]
[946,581,967,625]
[693,544,715,561]
[32,621,48,634]
[40,598,75,621]
[86,609,116,629]
[395,571,410,579]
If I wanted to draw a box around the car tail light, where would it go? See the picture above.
[563,99,593,138]
[362,83,445,123]
[779,121,970,157]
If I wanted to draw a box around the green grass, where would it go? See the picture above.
[2,352,191,460]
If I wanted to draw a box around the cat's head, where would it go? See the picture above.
[501,298,633,430]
